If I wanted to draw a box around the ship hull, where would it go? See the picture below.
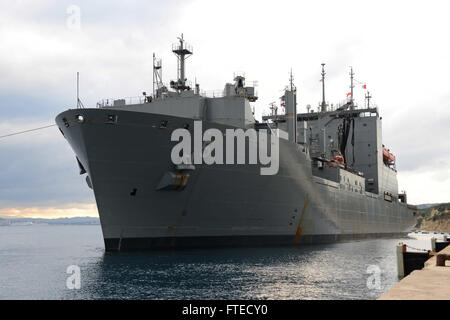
[56,108,417,251]
[103,233,410,251]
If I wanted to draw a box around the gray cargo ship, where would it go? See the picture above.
[56,35,417,251]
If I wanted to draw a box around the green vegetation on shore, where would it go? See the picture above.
[415,203,450,232]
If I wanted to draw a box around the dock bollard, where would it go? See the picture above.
[396,243,406,277]
[431,238,436,252]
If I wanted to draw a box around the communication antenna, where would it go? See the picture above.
[289,68,295,91]
[76,72,85,109]
[321,63,326,112]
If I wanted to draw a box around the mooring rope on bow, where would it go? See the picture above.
[0,124,56,140]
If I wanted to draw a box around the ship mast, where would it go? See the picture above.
[365,91,372,108]
[76,72,84,109]
[349,67,355,109]
[284,69,297,143]
[269,102,278,116]
[321,63,326,112]
[153,53,165,98]
[289,68,294,91]
[170,34,193,92]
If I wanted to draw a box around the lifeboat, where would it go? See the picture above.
[334,155,345,166]
[382,147,395,164]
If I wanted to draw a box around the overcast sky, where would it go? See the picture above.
[1,0,449,218]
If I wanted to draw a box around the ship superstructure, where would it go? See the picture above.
[263,64,402,203]
[56,36,416,251]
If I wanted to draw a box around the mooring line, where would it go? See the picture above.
[0,124,56,140]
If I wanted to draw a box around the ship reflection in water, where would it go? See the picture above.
[0,224,411,300]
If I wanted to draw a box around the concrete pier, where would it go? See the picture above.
[379,245,450,300]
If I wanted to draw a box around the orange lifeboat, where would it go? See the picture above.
[382,147,395,164]
[334,155,345,166]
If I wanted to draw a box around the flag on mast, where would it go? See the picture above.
[362,84,367,89]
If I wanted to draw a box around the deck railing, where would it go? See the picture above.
[200,90,225,98]
[97,96,150,108]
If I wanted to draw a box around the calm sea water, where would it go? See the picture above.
[0,224,425,300]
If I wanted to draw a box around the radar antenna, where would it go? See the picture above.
[170,34,193,92]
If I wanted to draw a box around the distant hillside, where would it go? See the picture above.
[415,203,450,232]
[416,203,441,210]
[0,216,100,225]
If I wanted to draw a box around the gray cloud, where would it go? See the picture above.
[1,0,450,210]
[0,121,94,208]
